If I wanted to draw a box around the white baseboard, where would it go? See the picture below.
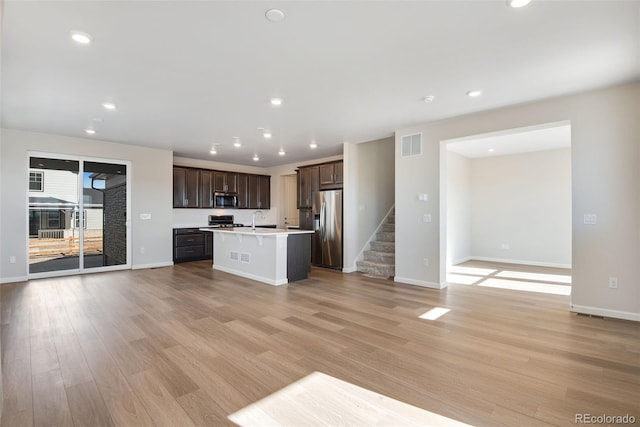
[0,276,28,284]
[450,256,472,266]
[132,261,174,270]
[342,265,357,273]
[468,256,571,269]
[213,264,288,286]
[571,305,640,322]
[394,276,447,289]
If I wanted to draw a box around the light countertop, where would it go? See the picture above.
[199,227,313,236]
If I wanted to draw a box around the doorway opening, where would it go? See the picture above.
[28,154,130,277]
[441,121,572,295]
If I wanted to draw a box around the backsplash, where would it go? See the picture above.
[172,208,278,227]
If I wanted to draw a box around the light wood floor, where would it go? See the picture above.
[1,261,638,426]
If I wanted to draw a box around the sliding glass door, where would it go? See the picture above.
[28,154,130,277]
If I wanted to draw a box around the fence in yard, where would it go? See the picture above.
[29,235,103,260]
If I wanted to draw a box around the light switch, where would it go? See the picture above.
[423,214,432,223]
[583,214,597,225]
[418,193,428,201]
[140,213,151,220]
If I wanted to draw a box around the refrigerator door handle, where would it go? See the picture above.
[320,201,326,242]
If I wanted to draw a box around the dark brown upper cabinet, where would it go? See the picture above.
[319,161,343,189]
[173,165,269,209]
[213,171,238,193]
[297,165,319,209]
[199,170,214,208]
[173,167,200,208]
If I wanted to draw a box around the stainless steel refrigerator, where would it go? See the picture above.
[312,189,343,269]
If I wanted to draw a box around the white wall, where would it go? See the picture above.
[395,83,640,321]
[470,149,571,267]
[0,128,174,282]
[343,137,395,272]
[446,151,471,266]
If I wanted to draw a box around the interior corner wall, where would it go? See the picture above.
[470,148,571,267]
[446,151,471,266]
[0,128,174,282]
[343,137,395,272]
[395,82,639,320]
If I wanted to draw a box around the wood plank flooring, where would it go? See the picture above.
[1,261,638,426]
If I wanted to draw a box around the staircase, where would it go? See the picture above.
[356,210,395,278]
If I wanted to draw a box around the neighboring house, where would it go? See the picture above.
[28,168,104,238]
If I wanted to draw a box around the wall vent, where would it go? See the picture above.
[240,252,251,263]
[401,133,422,157]
[230,251,239,261]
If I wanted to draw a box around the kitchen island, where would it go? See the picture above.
[200,227,314,285]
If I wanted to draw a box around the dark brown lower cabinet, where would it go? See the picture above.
[173,228,213,263]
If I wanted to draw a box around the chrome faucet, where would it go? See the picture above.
[251,210,264,230]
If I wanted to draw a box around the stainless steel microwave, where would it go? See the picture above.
[213,192,238,208]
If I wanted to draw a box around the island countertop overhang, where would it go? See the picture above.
[199,227,313,236]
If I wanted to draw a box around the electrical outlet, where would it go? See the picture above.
[584,214,597,225]
[608,277,618,289]
[9,256,16,264]
[501,243,510,250]
[423,258,429,267]
[140,247,145,254]
[422,214,432,223]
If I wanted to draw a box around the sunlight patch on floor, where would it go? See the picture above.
[419,307,451,320]
[228,371,472,427]
[495,270,572,284]
[446,274,483,285]
[448,265,496,276]
[479,278,571,296]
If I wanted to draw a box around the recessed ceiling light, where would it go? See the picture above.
[488,148,495,153]
[263,131,272,139]
[233,142,242,148]
[466,90,483,97]
[270,98,283,106]
[423,95,435,103]
[507,0,531,8]
[309,142,318,149]
[278,149,286,156]
[210,149,217,155]
[71,31,92,44]
[253,154,260,162]
[102,102,116,110]
[265,8,285,22]
[85,128,96,135]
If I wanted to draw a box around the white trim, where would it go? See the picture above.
[132,261,174,270]
[213,264,288,286]
[571,305,640,322]
[0,276,28,284]
[468,256,571,269]
[351,205,395,271]
[394,276,447,289]
[450,256,472,266]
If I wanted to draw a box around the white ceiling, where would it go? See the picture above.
[2,1,639,167]
[446,123,571,158]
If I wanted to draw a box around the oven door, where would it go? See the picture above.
[213,193,238,208]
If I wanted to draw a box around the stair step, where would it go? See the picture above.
[364,250,395,263]
[370,241,395,252]
[376,231,395,242]
[387,215,395,224]
[356,260,395,277]
[382,223,395,232]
